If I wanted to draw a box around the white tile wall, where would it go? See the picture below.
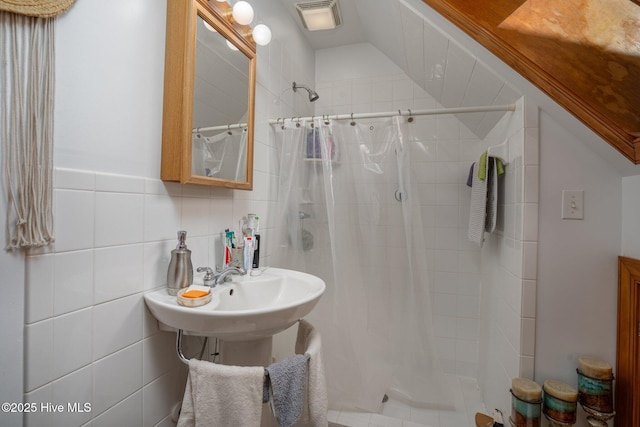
[23,168,274,425]
[477,97,538,413]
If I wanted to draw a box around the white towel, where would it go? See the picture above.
[468,156,488,247]
[177,359,265,427]
[294,319,328,427]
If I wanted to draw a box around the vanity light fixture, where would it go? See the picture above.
[216,0,272,47]
[295,0,342,31]
[230,0,254,25]
[250,23,272,46]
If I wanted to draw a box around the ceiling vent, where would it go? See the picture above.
[295,0,342,31]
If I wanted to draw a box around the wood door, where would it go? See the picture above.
[616,256,640,426]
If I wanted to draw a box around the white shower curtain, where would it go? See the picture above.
[192,128,247,181]
[274,116,452,412]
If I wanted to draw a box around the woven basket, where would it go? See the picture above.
[0,0,77,17]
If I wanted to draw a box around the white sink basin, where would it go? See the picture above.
[144,268,325,341]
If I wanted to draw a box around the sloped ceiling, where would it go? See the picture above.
[278,0,521,138]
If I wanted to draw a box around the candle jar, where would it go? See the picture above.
[543,380,577,425]
[577,369,614,413]
[511,389,542,427]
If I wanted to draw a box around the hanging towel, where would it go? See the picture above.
[295,319,328,427]
[466,162,475,187]
[265,354,310,427]
[468,153,489,247]
[177,359,265,427]
[485,157,498,233]
[478,150,505,181]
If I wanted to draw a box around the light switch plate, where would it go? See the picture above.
[561,190,584,220]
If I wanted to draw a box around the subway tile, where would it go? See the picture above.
[456,317,479,341]
[456,339,479,364]
[25,319,54,392]
[91,390,142,427]
[434,292,457,315]
[53,250,94,316]
[434,249,458,272]
[143,241,172,291]
[520,317,536,357]
[458,250,481,273]
[142,332,176,385]
[522,241,538,280]
[142,371,181,427]
[457,295,480,318]
[93,294,143,360]
[435,183,459,205]
[54,189,95,252]
[26,254,54,323]
[143,195,181,242]
[435,315,457,339]
[144,179,181,197]
[95,172,145,193]
[52,308,92,380]
[519,355,535,379]
[24,383,53,427]
[521,280,537,319]
[93,343,143,416]
[524,165,539,204]
[55,168,95,191]
[95,192,144,247]
[94,244,144,304]
[51,365,93,427]
[180,197,211,237]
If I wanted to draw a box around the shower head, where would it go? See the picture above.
[292,82,320,102]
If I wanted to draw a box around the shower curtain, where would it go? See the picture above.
[192,128,247,181]
[274,117,452,412]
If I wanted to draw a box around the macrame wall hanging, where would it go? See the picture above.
[0,0,77,249]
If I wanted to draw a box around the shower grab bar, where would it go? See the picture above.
[268,103,517,125]
[176,329,209,365]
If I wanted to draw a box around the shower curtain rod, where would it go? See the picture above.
[193,123,247,134]
[268,103,517,125]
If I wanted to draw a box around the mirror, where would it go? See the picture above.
[161,0,256,189]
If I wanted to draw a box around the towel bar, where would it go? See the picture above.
[176,329,209,365]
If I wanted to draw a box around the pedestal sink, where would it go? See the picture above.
[144,268,325,365]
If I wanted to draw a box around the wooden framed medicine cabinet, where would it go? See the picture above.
[616,256,640,426]
[161,0,256,189]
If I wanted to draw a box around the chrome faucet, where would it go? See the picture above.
[196,267,215,287]
[213,266,246,286]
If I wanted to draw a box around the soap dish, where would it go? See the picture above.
[177,288,212,307]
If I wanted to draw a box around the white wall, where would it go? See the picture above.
[11,0,316,426]
[622,175,640,259]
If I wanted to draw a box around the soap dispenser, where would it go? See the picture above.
[167,230,193,295]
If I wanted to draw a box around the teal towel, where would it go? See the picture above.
[265,353,310,427]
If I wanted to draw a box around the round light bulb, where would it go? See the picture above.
[232,1,254,25]
[252,24,271,46]
[203,20,217,32]
[226,40,239,51]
